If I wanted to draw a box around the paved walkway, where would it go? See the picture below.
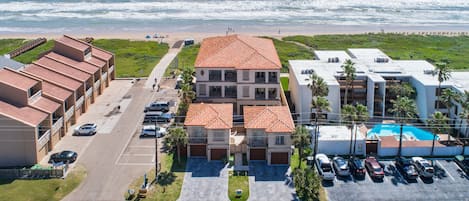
[145,47,182,89]
[62,47,182,201]
[248,162,298,201]
[178,158,230,201]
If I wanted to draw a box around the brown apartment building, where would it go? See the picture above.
[0,35,115,167]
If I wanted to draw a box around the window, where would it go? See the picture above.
[224,70,237,82]
[268,72,277,83]
[268,88,277,99]
[434,100,447,109]
[275,136,285,145]
[225,86,237,98]
[242,70,249,81]
[199,84,207,96]
[255,72,266,83]
[209,86,222,97]
[28,88,34,97]
[243,86,250,97]
[255,88,265,100]
[213,131,225,142]
[209,70,222,81]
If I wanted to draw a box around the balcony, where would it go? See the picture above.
[28,90,42,103]
[86,87,93,98]
[94,80,101,91]
[224,86,237,98]
[109,65,115,74]
[249,140,267,147]
[208,70,222,81]
[52,117,63,133]
[189,136,207,144]
[255,89,266,100]
[65,106,74,121]
[268,72,278,83]
[38,129,51,147]
[102,71,108,81]
[76,96,84,108]
[255,72,266,83]
[224,70,237,82]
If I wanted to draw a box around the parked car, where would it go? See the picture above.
[73,123,97,136]
[143,111,173,123]
[140,125,167,137]
[411,157,434,178]
[315,153,335,181]
[144,101,170,112]
[365,156,384,180]
[332,156,350,177]
[395,157,419,180]
[348,157,367,178]
[454,155,469,175]
[49,150,78,164]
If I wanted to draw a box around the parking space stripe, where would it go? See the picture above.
[121,153,154,156]
[436,161,455,182]
[116,163,155,166]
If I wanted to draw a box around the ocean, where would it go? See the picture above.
[1,0,469,34]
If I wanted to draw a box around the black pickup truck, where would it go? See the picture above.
[454,155,469,174]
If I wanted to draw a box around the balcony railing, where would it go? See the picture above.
[109,65,114,74]
[28,90,42,103]
[86,87,93,98]
[76,96,84,108]
[94,80,101,91]
[65,106,74,121]
[255,93,266,100]
[255,77,266,83]
[52,117,63,133]
[102,72,108,81]
[249,140,267,147]
[189,137,207,144]
[38,129,51,147]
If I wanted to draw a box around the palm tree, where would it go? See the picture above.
[165,127,188,163]
[181,67,194,85]
[353,104,369,156]
[457,91,469,138]
[342,104,357,157]
[428,112,449,157]
[311,96,331,160]
[341,59,356,105]
[307,73,329,97]
[440,88,461,142]
[432,62,451,110]
[388,96,417,156]
[292,126,311,168]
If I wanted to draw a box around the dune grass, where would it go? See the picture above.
[270,38,315,72]
[0,165,86,201]
[228,171,249,201]
[0,39,26,55]
[283,34,469,69]
[92,39,169,78]
[164,44,200,77]
[12,40,54,64]
[280,77,289,91]
[125,152,186,201]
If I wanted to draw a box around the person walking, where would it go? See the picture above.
[152,83,156,91]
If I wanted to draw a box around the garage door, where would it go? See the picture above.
[250,149,266,160]
[271,152,289,164]
[190,145,206,157]
[210,149,227,160]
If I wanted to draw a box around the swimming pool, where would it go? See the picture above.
[367,124,438,141]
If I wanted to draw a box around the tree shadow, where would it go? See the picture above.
[157,171,176,193]
[0,179,14,185]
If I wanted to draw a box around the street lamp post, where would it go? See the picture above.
[155,120,158,184]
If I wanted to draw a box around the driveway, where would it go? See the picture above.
[178,158,229,201]
[248,162,297,201]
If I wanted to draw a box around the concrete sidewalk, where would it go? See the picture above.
[145,47,182,89]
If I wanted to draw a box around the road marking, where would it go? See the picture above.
[436,160,455,181]
[127,146,155,148]
[122,153,154,156]
[116,163,155,166]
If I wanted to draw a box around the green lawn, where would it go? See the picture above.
[283,34,469,70]
[0,39,26,55]
[269,38,315,72]
[92,39,169,78]
[164,44,200,77]
[13,40,54,64]
[125,152,186,201]
[228,171,249,201]
[290,148,307,170]
[280,77,289,91]
[0,165,86,201]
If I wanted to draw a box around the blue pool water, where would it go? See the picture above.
[367,124,438,141]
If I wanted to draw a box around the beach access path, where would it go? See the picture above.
[62,43,182,201]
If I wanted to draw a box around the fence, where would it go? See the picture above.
[8,38,47,58]
[0,167,66,179]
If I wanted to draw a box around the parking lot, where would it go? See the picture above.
[324,159,469,201]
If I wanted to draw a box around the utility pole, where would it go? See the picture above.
[313,111,319,168]
[398,123,403,157]
[155,120,158,184]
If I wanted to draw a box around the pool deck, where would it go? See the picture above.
[380,135,446,148]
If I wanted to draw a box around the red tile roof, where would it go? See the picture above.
[45,52,99,74]
[30,97,60,114]
[184,103,233,129]
[0,100,48,127]
[41,81,73,101]
[244,106,294,133]
[0,68,39,91]
[195,35,281,70]
[91,47,113,61]
[56,35,90,52]
[34,57,90,82]
[23,64,81,91]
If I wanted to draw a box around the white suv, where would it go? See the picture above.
[73,123,97,136]
[140,125,167,138]
[411,157,434,178]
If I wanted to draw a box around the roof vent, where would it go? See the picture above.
[423,69,434,75]
[328,57,339,63]
[374,57,389,63]
[301,69,314,75]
